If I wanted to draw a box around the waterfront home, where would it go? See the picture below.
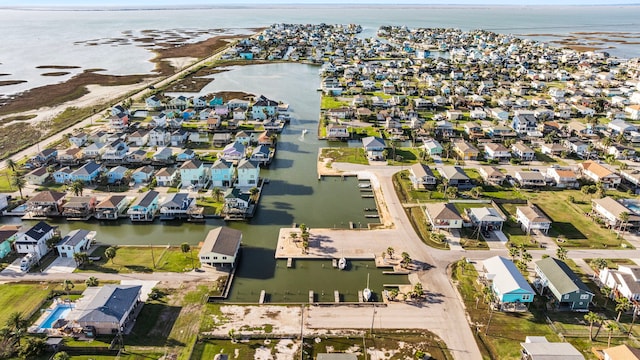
[591,197,639,231]
[155,167,178,187]
[479,166,505,185]
[250,144,272,166]
[327,124,350,140]
[148,128,170,147]
[106,166,128,184]
[199,227,242,268]
[408,163,437,189]
[466,207,505,232]
[227,98,250,110]
[236,158,260,188]
[101,140,129,162]
[452,140,479,160]
[362,136,386,161]
[579,160,621,189]
[180,159,209,189]
[127,191,159,222]
[61,196,96,219]
[484,143,511,162]
[221,141,246,161]
[110,112,129,131]
[26,191,66,217]
[516,205,551,234]
[145,95,163,110]
[482,256,535,311]
[176,149,196,162]
[0,226,19,259]
[440,166,473,189]
[34,149,57,165]
[235,131,252,145]
[131,166,155,184]
[152,147,173,163]
[57,147,83,165]
[151,112,167,127]
[170,129,189,146]
[160,193,196,219]
[95,195,129,220]
[546,167,579,188]
[128,130,149,147]
[602,344,640,360]
[223,187,250,217]
[56,229,95,259]
[511,114,538,135]
[257,131,274,147]
[126,149,147,164]
[69,132,88,147]
[599,265,640,301]
[540,143,565,156]
[15,221,55,258]
[511,142,535,161]
[211,158,235,188]
[251,95,278,120]
[213,133,232,147]
[67,284,142,335]
[515,171,546,188]
[83,142,106,159]
[53,167,73,184]
[520,337,584,360]
[168,95,189,109]
[534,257,593,311]
[424,203,463,231]
[421,138,443,156]
[71,161,102,183]
[25,167,49,185]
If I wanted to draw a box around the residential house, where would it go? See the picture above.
[110,112,129,131]
[489,108,509,121]
[131,166,155,184]
[83,142,106,159]
[327,124,350,140]
[148,128,170,147]
[34,149,58,165]
[250,144,272,166]
[170,129,189,147]
[235,131,252,145]
[408,163,437,189]
[0,226,19,259]
[511,143,535,161]
[176,149,196,162]
[482,256,535,310]
[67,285,142,335]
[599,265,640,301]
[534,257,594,311]
[94,195,129,220]
[564,139,588,158]
[160,193,196,219]
[53,167,73,184]
[15,221,55,258]
[56,229,95,258]
[26,191,66,217]
[213,133,232,147]
[199,227,242,268]
[126,149,147,164]
[608,119,636,135]
[608,145,636,160]
[362,136,386,161]
[101,140,129,162]
[62,196,96,219]
[69,132,88,147]
[71,161,102,183]
[424,203,463,230]
[602,344,640,360]
[440,166,473,189]
[484,143,511,162]
[236,158,260,188]
[453,140,479,160]
[466,207,505,232]
[223,187,250,217]
[435,120,454,137]
[155,167,178,187]
[485,125,517,138]
[127,190,159,222]
[107,166,128,184]
[180,159,209,189]
[516,205,552,234]
[421,138,443,156]
[57,147,83,165]
[25,167,49,185]
[128,130,149,147]
[520,336,584,360]
[479,166,505,185]
[515,171,546,188]
[145,95,163,110]
[152,147,173,163]
[211,159,235,188]
[540,143,565,156]
[511,114,538,135]
[221,141,246,162]
[625,104,640,120]
[591,197,639,231]
[251,95,278,120]
[546,167,579,188]
[257,131,274,147]
[579,160,621,189]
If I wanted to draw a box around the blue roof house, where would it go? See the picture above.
[70,161,103,183]
[127,191,159,222]
[53,167,73,184]
[107,166,128,184]
[482,256,535,311]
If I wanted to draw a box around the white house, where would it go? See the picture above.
[14,221,55,258]
[599,265,640,301]
[236,158,260,188]
[516,205,552,234]
[199,227,242,268]
[56,229,95,259]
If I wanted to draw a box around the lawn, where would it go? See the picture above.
[0,169,15,192]
[319,147,369,166]
[392,170,444,203]
[320,95,350,110]
[386,147,421,166]
[583,258,636,271]
[76,246,200,273]
[0,283,51,325]
[196,196,224,216]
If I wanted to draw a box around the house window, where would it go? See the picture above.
[213,256,218,260]
[564,294,570,300]
[580,294,589,300]
[522,294,530,300]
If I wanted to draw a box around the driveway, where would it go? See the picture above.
[44,257,77,274]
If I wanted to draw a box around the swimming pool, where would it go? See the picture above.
[626,203,640,215]
[40,304,73,329]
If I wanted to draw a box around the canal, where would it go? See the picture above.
[4,63,410,302]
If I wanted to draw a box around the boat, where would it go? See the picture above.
[338,257,347,270]
[358,183,371,188]
[363,273,372,302]
[302,129,308,135]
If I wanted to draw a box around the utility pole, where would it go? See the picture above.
[150,244,156,268]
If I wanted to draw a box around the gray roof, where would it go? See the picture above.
[535,257,593,296]
[468,207,504,223]
[181,158,203,170]
[517,205,551,224]
[132,191,159,208]
[520,339,584,359]
[161,193,193,210]
[237,158,258,169]
[361,136,385,150]
[440,166,469,181]
[96,195,127,209]
[201,227,242,256]
[58,229,91,247]
[483,256,534,296]
[424,203,462,221]
[410,163,434,179]
[72,285,141,324]
[212,158,233,169]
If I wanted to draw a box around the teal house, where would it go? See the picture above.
[0,227,18,259]
[482,256,535,311]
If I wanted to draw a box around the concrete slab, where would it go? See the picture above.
[121,280,159,301]
[45,257,77,274]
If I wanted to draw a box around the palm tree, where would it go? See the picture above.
[386,247,395,259]
[53,351,70,360]
[615,296,631,322]
[629,304,639,335]
[249,187,259,201]
[11,175,25,199]
[590,258,608,271]
[181,242,194,269]
[521,249,532,265]
[73,252,86,268]
[71,180,84,196]
[443,142,452,160]
[556,246,568,260]
[605,321,618,348]
[212,187,223,202]
[105,246,117,264]
[508,247,519,261]
[6,312,27,346]
[601,286,613,308]
[584,311,602,340]
[62,279,74,297]
[5,159,16,173]
[470,186,482,199]
[619,211,630,233]
[85,276,98,287]
[401,252,411,268]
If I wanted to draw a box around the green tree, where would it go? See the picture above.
[615,296,631,322]
[73,252,88,268]
[556,246,568,260]
[71,179,84,196]
[62,279,74,297]
[470,186,482,199]
[212,187,223,202]
[105,246,117,264]
[53,351,70,360]
[249,187,259,201]
[584,311,603,340]
[5,159,16,173]
[590,258,608,271]
[85,276,98,287]
[18,337,46,358]
[386,247,395,259]
[605,321,619,348]
[11,175,25,199]
[401,252,411,268]
[508,247,519,261]
[413,282,424,298]
[445,185,458,199]
[601,286,613,308]
[5,312,27,347]
[619,211,630,233]
[181,242,194,269]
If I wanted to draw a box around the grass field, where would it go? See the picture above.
[0,283,51,325]
[76,246,200,273]
[319,147,369,166]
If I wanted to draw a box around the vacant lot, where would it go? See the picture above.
[0,283,51,325]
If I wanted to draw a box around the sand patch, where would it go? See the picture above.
[254,346,273,360]
[275,339,298,360]
[207,305,302,337]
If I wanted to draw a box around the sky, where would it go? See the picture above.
[0,0,637,6]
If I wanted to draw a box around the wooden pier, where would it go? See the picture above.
[287,258,293,268]
[332,259,337,268]
[309,290,314,303]
[358,290,364,303]
[259,290,266,304]
[361,194,374,198]
[334,290,340,303]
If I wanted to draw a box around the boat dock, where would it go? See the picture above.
[334,290,340,303]
[358,290,364,303]
[361,194,374,198]
[332,259,337,268]
[287,258,293,268]
[259,290,266,304]
[309,290,314,303]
